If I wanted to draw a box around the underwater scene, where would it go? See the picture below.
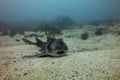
[0,0,120,80]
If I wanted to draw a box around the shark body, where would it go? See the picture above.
[22,35,68,57]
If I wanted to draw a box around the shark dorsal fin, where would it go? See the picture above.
[35,37,45,47]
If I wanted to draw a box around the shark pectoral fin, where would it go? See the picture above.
[35,54,48,57]
[22,54,45,58]
[22,38,36,45]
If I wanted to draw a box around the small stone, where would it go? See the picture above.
[13,61,16,63]
[102,71,105,73]
[23,73,28,76]
[14,68,17,71]
[52,62,55,64]
[16,39,20,42]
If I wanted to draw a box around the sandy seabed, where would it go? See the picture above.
[0,25,120,80]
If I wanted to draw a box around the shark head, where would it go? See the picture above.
[45,38,68,57]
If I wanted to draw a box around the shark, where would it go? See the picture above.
[22,33,68,57]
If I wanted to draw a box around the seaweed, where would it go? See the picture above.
[81,33,89,40]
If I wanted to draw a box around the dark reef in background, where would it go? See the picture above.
[0,22,30,37]
[52,16,76,28]
[1,16,120,38]
[1,15,99,36]
[32,21,62,34]
[32,16,76,33]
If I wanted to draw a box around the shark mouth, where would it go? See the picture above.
[56,50,65,54]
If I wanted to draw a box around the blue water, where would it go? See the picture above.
[0,0,120,23]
